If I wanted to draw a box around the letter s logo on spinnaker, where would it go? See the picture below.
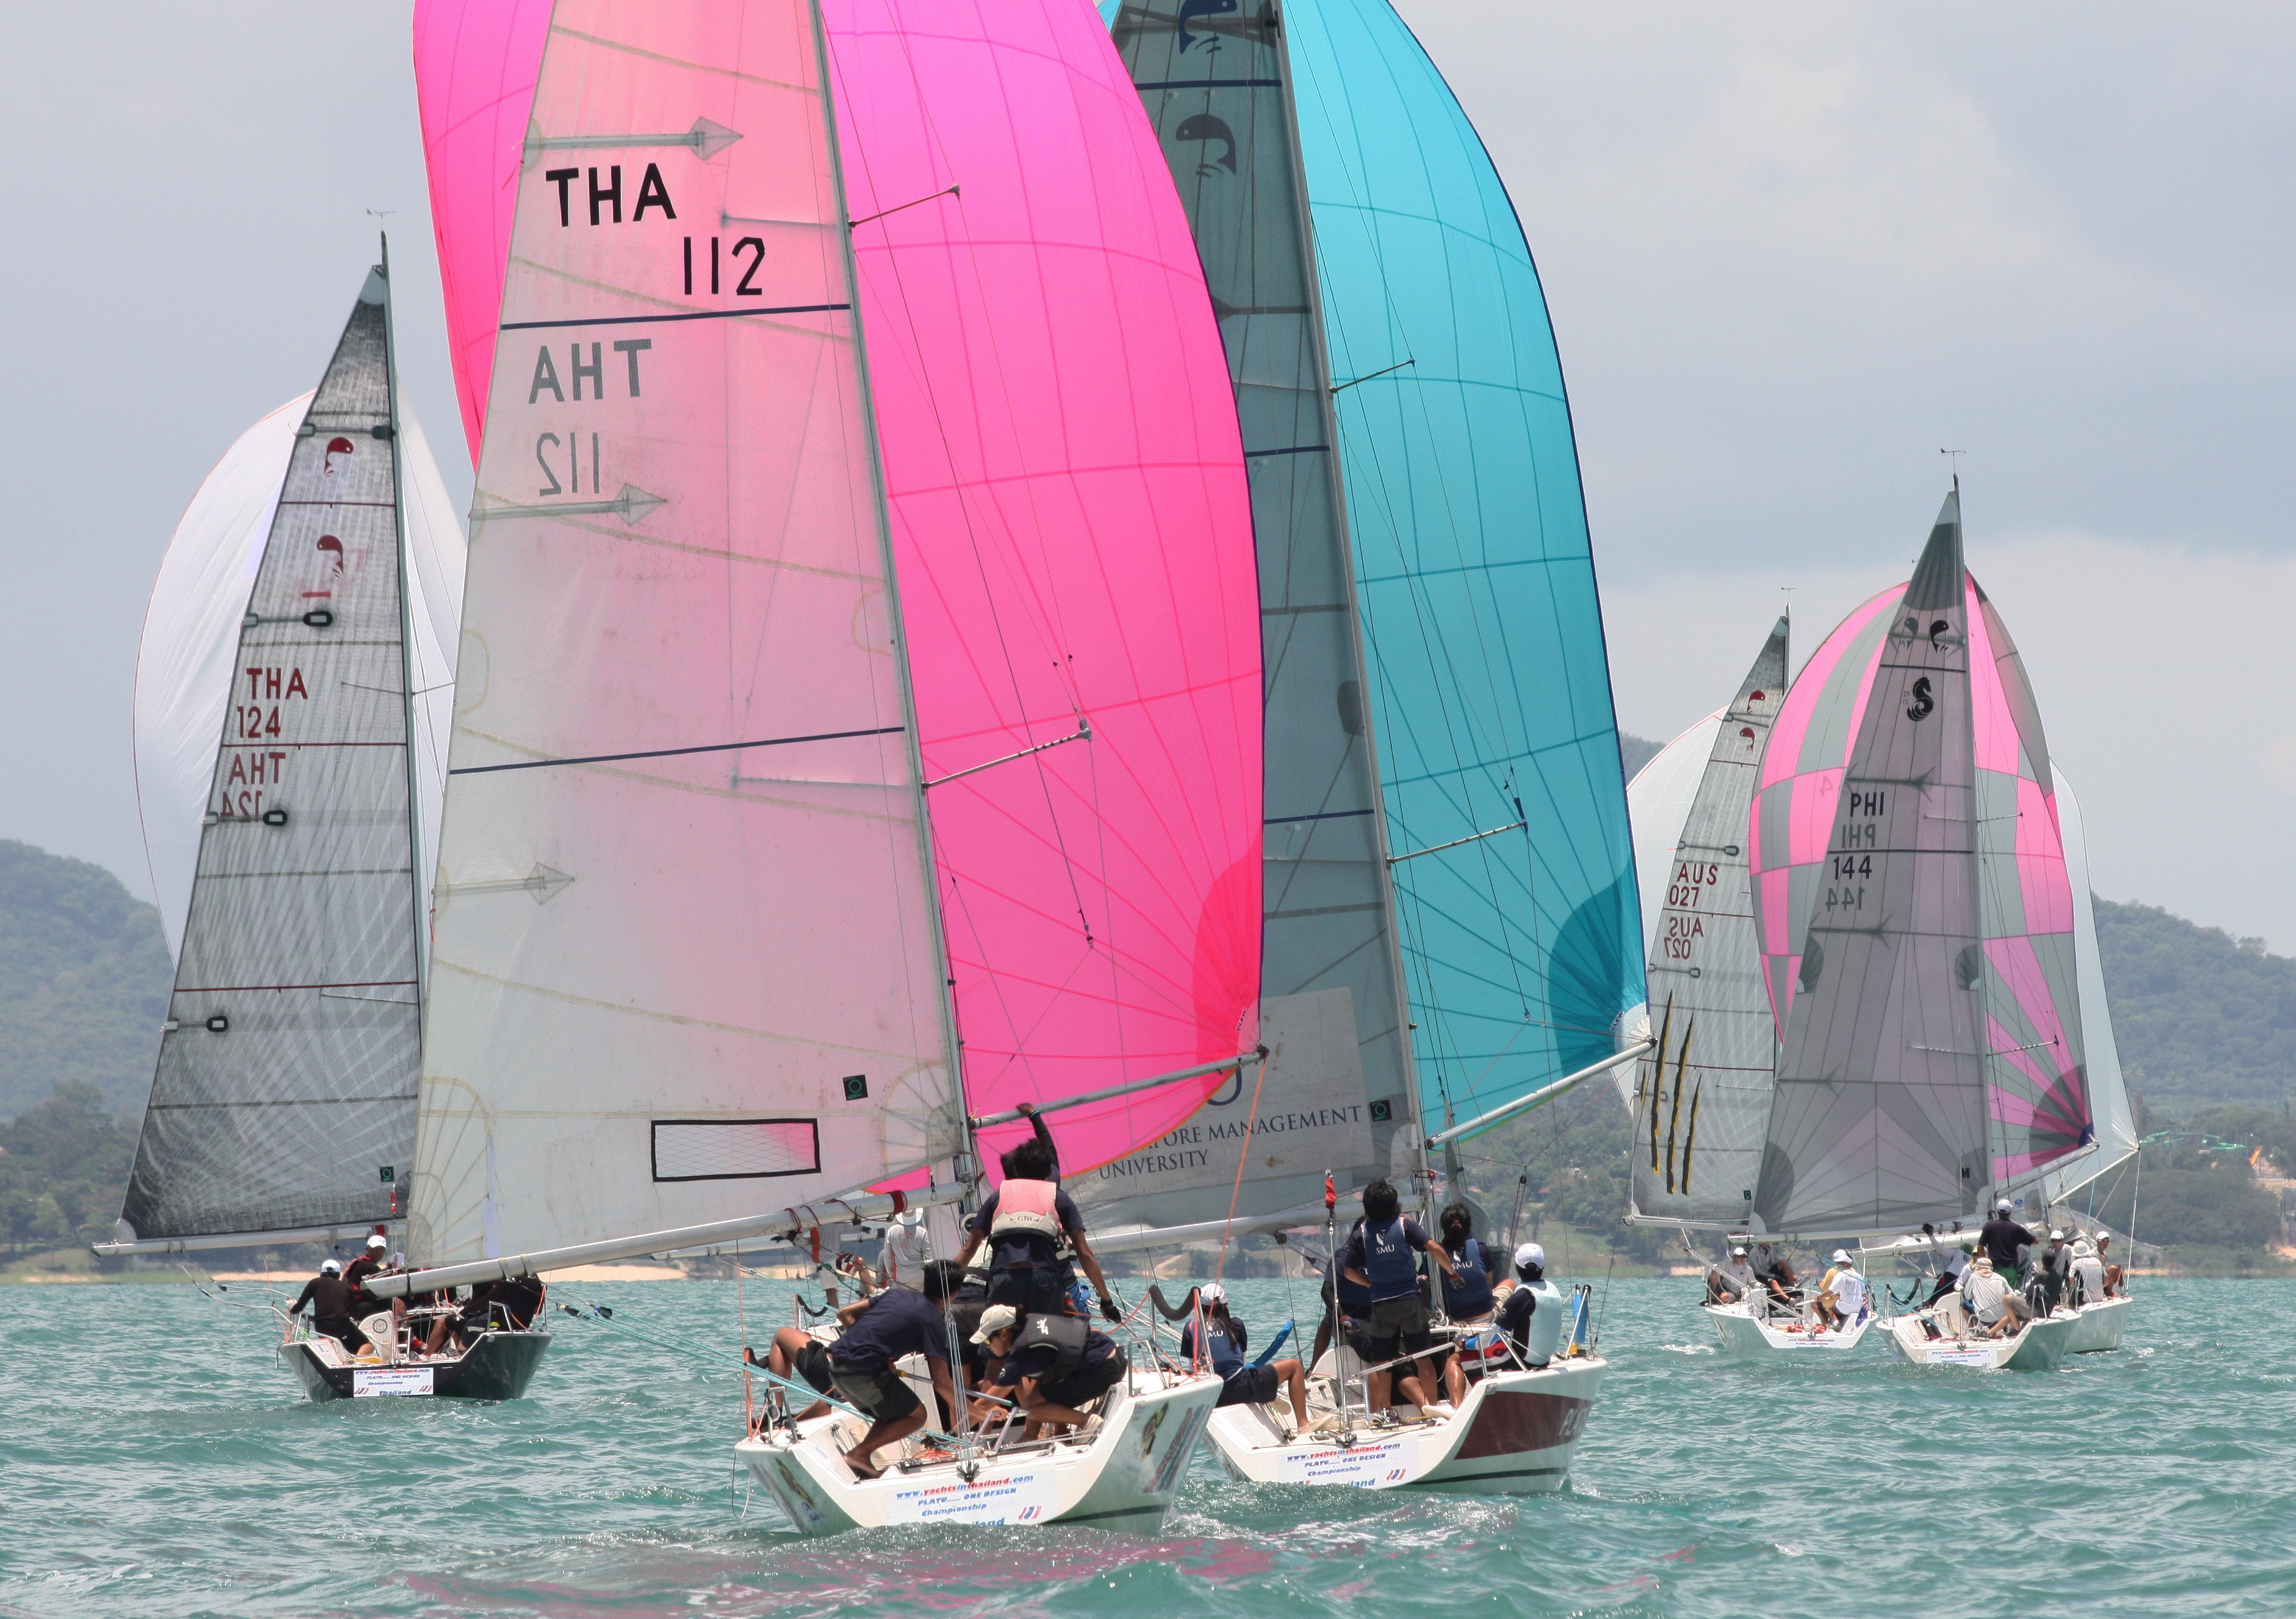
[1905,676,1935,721]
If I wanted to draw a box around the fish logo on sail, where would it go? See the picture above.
[323,436,356,477]
[1906,676,1935,721]
[1175,113,1237,176]
[316,535,345,574]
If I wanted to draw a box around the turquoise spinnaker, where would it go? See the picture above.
[1284,0,1639,1128]
[1099,0,1641,1132]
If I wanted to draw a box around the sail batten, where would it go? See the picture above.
[120,267,427,1242]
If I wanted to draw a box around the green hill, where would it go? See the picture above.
[1620,731,1663,784]
[2093,898,2295,1110]
[0,842,170,1123]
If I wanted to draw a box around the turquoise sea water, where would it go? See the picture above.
[4,1274,2291,1617]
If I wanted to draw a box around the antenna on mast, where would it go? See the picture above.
[1941,447,1965,496]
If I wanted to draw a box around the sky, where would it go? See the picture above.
[2,4,2289,949]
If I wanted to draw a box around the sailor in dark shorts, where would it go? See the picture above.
[821,1263,959,1479]
[1339,1179,1458,1413]
[1178,1283,1308,1430]
[972,1303,1128,1437]
[289,1258,369,1354]
[750,1327,838,1422]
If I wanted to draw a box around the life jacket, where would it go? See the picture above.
[1012,1308,1089,1380]
[1441,1238,1494,1318]
[1517,1278,1565,1366]
[1363,1217,1419,1302]
[1330,1249,1372,1315]
[990,1179,1062,1240]
[1186,1315,1245,1379]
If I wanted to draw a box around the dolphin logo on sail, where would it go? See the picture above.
[315,535,345,575]
[1906,676,1935,721]
[1175,112,1237,176]
[1176,0,1239,52]
[323,436,356,477]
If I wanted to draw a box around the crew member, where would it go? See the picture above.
[1978,1199,2038,1282]
[2037,1229,2073,1311]
[2096,1231,2125,1296]
[1751,1242,1800,1307]
[882,1209,932,1291]
[750,1328,836,1424]
[1495,1242,1564,1368]
[955,1102,1121,1321]
[1341,1180,1458,1413]
[289,1258,368,1354]
[1816,1249,1866,1329]
[1314,1217,1370,1368]
[973,1302,1128,1437]
[2070,1238,2107,1307]
[341,1233,389,1306]
[1178,1283,1309,1430]
[822,1261,959,1479]
[1432,1204,1495,1404]
[1959,1254,2015,1336]
[1707,1244,1757,1305]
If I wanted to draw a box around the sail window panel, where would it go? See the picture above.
[651,1118,821,1181]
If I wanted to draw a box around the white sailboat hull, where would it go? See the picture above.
[1885,1311,2075,1371]
[1702,1302,1875,1357]
[737,1369,1221,1535]
[1201,1358,1603,1495]
[2062,1294,2132,1353]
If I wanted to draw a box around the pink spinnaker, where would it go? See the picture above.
[412,0,1261,1185]
[1751,570,2090,1185]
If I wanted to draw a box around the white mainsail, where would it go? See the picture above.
[115,261,431,1246]
[408,0,960,1269]
[135,398,465,961]
[1628,619,1788,1229]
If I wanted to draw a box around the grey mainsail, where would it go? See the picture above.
[117,262,423,1243]
[1757,492,1990,1233]
[1086,0,1409,1233]
[1629,618,1787,1228]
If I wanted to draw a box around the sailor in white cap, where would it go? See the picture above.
[1977,1199,2039,1283]
[1495,1242,1564,1368]
[2070,1236,2107,1305]
[880,1206,932,1291]
[288,1257,369,1352]
[1705,1243,1758,1306]
[2036,1228,2073,1311]
[1816,1248,1866,1329]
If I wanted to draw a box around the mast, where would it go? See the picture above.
[378,237,429,1024]
[807,0,969,1185]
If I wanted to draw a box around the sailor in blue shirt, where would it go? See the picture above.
[1339,1179,1458,1413]
[822,1263,958,1479]
[1433,1203,1496,1405]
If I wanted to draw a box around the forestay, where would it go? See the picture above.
[411,0,959,1266]
[1285,0,1643,1138]
[135,397,465,961]
[120,265,426,1241]
[1628,620,1787,1229]
[1095,0,1398,1231]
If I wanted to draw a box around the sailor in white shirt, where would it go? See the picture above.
[2070,1238,2107,1305]
[1818,1249,1868,1329]
[1707,1244,1758,1305]
[1920,1222,1973,1307]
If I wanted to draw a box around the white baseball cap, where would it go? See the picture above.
[367,1233,388,1249]
[2049,1228,2065,1241]
[1514,1242,1545,1272]
[970,1303,1019,1344]
[1996,1197,2013,1211]
[1730,1245,1748,1257]
[1831,1249,1852,1263]
[1198,1283,1226,1304]
[320,1258,341,1274]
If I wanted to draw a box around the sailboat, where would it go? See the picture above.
[1098,0,1644,1492]
[93,253,517,1399]
[1746,487,2093,1371]
[390,0,1265,1531]
[1619,621,1870,1355]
